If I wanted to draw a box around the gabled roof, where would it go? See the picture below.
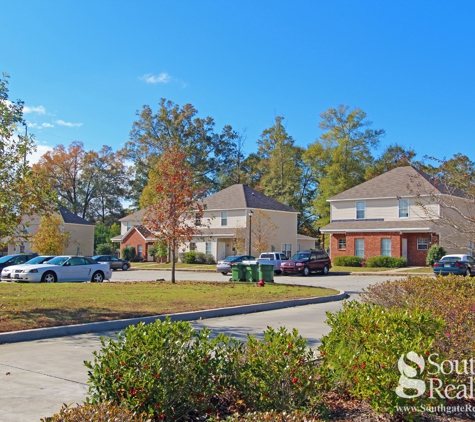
[59,207,94,225]
[328,166,456,201]
[202,184,298,213]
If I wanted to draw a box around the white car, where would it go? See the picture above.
[12,256,112,283]
[1,255,55,281]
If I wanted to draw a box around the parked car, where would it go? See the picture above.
[11,256,112,283]
[1,255,55,281]
[280,250,331,276]
[92,255,130,271]
[0,253,38,272]
[216,255,255,275]
[433,254,475,276]
[242,252,289,274]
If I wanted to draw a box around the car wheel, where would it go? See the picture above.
[465,268,471,277]
[92,271,104,283]
[303,266,310,276]
[42,271,57,283]
[322,265,329,275]
[122,264,129,271]
[221,272,228,275]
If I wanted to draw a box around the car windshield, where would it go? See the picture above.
[25,256,51,264]
[0,255,14,264]
[291,253,310,260]
[441,256,462,261]
[224,256,242,262]
[46,256,69,266]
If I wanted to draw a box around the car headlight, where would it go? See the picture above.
[25,269,39,273]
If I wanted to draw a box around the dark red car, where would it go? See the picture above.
[280,250,331,276]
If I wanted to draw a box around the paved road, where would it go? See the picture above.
[0,272,397,422]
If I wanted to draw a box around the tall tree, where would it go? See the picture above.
[143,146,208,283]
[30,214,70,255]
[365,143,417,180]
[0,73,55,246]
[33,142,127,221]
[305,105,385,229]
[256,116,317,235]
[125,99,239,205]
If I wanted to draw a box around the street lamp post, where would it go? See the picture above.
[248,210,253,256]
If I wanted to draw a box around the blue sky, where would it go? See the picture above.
[3,0,475,164]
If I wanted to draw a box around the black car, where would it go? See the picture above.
[280,250,331,276]
[92,255,130,271]
[0,253,38,271]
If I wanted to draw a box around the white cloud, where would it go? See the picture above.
[26,144,53,164]
[140,72,172,84]
[55,119,83,128]
[23,105,46,115]
[27,122,54,129]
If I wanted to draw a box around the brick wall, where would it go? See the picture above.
[330,232,435,266]
[120,229,149,260]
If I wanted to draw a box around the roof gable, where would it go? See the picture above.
[59,207,94,225]
[328,166,457,201]
[202,184,297,213]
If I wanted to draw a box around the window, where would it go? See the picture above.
[126,221,133,230]
[282,243,292,257]
[399,199,409,218]
[356,202,366,219]
[195,213,201,226]
[137,245,143,259]
[381,239,392,256]
[205,242,212,255]
[190,242,196,251]
[297,244,301,252]
[355,238,364,258]
[221,211,228,226]
[338,238,346,250]
[417,238,429,250]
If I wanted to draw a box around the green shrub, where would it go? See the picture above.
[234,327,321,412]
[205,254,216,264]
[122,246,135,261]
[85,318,238,421]
[365,255,407,268]
[41,402,148,422]
[426,244,446,266]
[85,320,321,420]
[332,255,363,267]
[195,252,207,264]
[184,251,197,264]
[95,243,113,255]
[318,300,445,415]
[362,275,475,363]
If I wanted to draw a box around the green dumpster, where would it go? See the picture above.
[259,263,274,282]
[232,264,246,281]
[246,264,259,282]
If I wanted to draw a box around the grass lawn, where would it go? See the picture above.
[0,281,338,333]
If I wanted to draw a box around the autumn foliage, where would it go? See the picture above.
[30,214,70,255]
[143,146,207,282]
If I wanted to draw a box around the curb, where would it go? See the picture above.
[0,291,348,344]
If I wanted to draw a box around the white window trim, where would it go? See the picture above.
[355,238,364,258]
[381,238,391,256]
[398,199,409,218]
[220,211,228,226]
[356,201,366,219]
[417,238,429,250]
[338,238,347,250]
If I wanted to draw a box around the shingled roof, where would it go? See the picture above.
[328,166,456,201]
[59,207,94,225]
[202,184,298,213]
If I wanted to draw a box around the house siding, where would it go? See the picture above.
[331,198,439,222]
[120,229,150,260]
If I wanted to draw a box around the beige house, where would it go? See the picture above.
[320,166,470,266]
[113,184,316,261]
[4,208,94,256]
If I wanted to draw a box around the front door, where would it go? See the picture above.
[402,238,408,260]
